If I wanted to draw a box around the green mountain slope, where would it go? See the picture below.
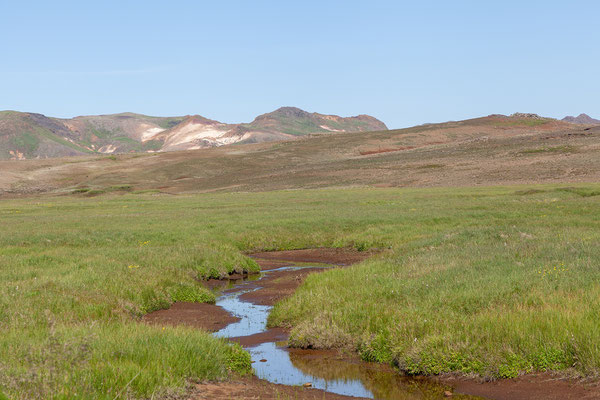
[0,111,91,160]
[244,107,388,136]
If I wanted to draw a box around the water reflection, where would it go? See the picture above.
[288,345,481,400]
[214,293,270,337]
[212,265,485,399]
[251,341,375,398]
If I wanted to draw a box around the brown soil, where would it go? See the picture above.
[229,327,289,348]
[441,373,600,400]
[191,375,363,399]
[238,266,324,306]
[238,247,375,306]
[142,302,239,332]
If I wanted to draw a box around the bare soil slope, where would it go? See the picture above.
[1,114,598,197]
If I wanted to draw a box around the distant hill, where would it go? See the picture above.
[562,114,600,125]
[0,107,386,160]
[2,112,595,197]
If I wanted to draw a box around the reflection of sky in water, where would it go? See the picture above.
[211,265,483,400]
[250,342,375,399]
[213,291,270,337]
[214,266,313,338]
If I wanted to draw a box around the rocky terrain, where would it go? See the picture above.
[0,107,386,160]
[562,113,600,124]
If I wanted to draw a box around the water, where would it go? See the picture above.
[250,341,375,398]
[214,291,270,338]
[212,265,484,399]
[214,267,304,338]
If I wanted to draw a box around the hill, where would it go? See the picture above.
[0,108,386,160]
[0,111,91,160]
[562,113,600,124]
[2,112,597,196]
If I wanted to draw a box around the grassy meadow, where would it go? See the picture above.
[2,184,600,397]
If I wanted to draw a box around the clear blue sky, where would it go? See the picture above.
[1,1,598,128]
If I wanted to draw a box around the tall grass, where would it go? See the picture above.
[269,185,600,379]
[2,184,600,397]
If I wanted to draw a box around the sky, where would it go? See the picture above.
[1,0,599,129]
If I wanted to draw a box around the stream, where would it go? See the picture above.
[212,265,485,399]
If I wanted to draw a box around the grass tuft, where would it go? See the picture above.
[518,145,577,155]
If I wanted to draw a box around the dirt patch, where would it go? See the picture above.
[249,247,374,266]
[191,375,364,400]
[249,259,295,271]
[204,272,258,290]
[441,373,600,400]
[142,302,238,332]
[230,327,289,347]
[238,266,324,306]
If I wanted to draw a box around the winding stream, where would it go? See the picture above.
[212,265,485,400]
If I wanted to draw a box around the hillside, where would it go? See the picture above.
[1,113,598,197]
[243,107,387,137]
[0,108,386,160]
[562,113,600,124]
[0,111,91,160]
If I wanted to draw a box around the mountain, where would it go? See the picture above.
[562,113,600,125]
[1,113,593,196]
[0,107,387,160]
[152,107,388,152]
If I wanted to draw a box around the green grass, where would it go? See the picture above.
[71,185,133,197]
[0,195,263,399]
[141,140,163,151]
[89,127,114,139]
[153,117,186,130]
[416,163,444,169]
[518,145,577,155]
[3,184,600,397]
[34,127,94,154]
[11,131,40,155]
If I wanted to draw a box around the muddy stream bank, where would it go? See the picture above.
[145,248,599,399]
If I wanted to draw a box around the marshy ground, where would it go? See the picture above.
[3,185,600,398]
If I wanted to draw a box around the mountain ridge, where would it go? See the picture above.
[0,107,387,160]
[0,112,593,197]
[562,113,600,125]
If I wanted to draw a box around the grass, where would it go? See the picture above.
[10,131,40,155]
[272,184,600,379]
[518,145,577,155]
[3,184,600,397]
[0,195,263,399]
[515,187,600,198]
[416,163,444,169]
[71,184,134,196]
[34,127,94,154]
